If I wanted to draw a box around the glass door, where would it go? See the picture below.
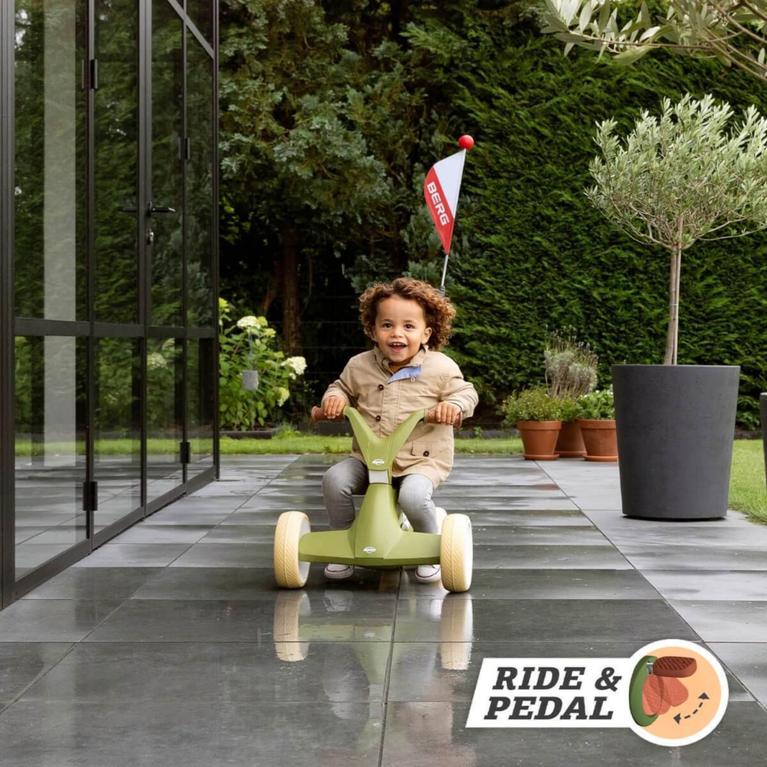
[13,0,89,579]
[93,0,143,536]
[146,0,184,505]
[185,28,215,479]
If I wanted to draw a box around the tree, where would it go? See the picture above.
[540,0,767,80]
[220,0,392,352]
[587,94,767,364]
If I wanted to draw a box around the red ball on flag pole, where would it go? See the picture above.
[458,134,474,150]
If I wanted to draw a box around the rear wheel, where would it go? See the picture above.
[440,514,473,593]
[274,511,310,588]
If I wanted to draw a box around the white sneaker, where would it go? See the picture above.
[324,563,354,581]
[414,564,441,583]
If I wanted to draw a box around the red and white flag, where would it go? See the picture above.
[423,135,473,255]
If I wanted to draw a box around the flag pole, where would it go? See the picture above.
[439,253,450,295]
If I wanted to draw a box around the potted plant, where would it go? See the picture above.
[218,298,307,431]
[576,388,618,462]
[544,329,598,457]
[587,94,767,518]
[501,387,565,460]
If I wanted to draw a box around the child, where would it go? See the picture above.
[320,277,478,583]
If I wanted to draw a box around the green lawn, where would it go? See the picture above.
[222,434,766,523]
[729,440,767,524]
[220,434,525,455]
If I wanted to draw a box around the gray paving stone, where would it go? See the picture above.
[0,600,121,642]
[643,570,767,601]
[133,567,400,600]
[461,510,591,527]
[667,600,767,642]
[22,568,162,601]
[72,544,191,568]
[84,595,396,643]
[169,542,273,568]
[708,643,767,707]
[20,641,388,703]
[0,644,73,705]
[622,546,767,571]
[393,598,697,643]
[472,526,609,546]
[398,569,659,600]
[109,525,211,544]
[0,700,382,767]
[472,545,631,570]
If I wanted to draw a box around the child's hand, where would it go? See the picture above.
[430,402,462,426]
[322,396,346,420]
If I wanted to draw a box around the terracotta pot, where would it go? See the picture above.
[577,419,618,462]
[516,420,562,460]
[555,420,586,458]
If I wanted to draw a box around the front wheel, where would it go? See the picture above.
[274,511,310,588]
[440,514,473,593]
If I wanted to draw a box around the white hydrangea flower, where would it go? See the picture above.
[147,352,168,370]
[284,356,307,376]
[236,315,260,330]
[277,387,290,406]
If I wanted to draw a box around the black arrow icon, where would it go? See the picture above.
[674,693,710,724]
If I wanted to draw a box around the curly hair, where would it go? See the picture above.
[358,277,456,350]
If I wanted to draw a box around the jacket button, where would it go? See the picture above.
[423,450,430,456]
[378,384,384,390]
[375,415,381,421]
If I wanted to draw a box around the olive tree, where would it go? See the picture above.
[541,0,767,80]
[587,94,767,364]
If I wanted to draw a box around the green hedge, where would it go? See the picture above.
[445,23,767,427]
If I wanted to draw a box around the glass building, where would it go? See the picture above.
[0,0,219,607]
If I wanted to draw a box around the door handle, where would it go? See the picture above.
[147,201,176,215]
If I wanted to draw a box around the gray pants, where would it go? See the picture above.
[322,457,438,533]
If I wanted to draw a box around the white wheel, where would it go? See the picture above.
[440,514,473,593]
[273,591,311,662]
[435,506,447,533]
[274,511,310,588]
[439,597,473,670]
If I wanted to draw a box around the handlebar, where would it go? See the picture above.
[310,405,462,428]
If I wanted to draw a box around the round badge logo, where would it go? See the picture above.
[627,640,728,746]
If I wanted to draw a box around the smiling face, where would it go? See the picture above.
[372,296,433,369]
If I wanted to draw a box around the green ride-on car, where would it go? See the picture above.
[273,406,473,593]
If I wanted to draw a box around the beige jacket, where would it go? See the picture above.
[322,346,478,487]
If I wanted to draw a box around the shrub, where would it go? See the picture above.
[558,396,581,423]
[545,329,598,399]
[219,298,306,429]
[577,388,615,420]
[502,387,565,424]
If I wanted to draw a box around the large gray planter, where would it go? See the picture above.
[761,393,767,488]
[612,365,740,520]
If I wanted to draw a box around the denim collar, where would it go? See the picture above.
[373,345,427,381]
